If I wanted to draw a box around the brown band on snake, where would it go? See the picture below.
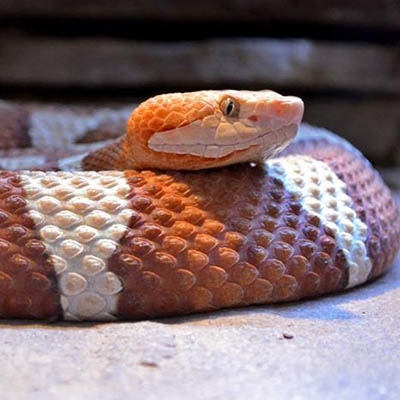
[283,136,400,280]
[0,171,61,319]
[0,104,31,149]
[105,165,349,320]
[0,103,130,151]
[0,142,122,172]
[76,119,126,144]
[82,138,125,171]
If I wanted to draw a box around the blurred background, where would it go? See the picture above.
[0,0,399,176]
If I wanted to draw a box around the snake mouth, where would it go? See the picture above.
[148,124,298,160]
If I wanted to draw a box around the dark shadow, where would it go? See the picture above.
[0,319,104,330]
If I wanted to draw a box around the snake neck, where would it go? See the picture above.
[82,135,145,171]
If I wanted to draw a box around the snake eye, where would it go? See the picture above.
[220,97,240,118]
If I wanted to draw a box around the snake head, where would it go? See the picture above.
[125,90,304,170]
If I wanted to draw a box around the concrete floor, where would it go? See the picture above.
[0,254,399,400]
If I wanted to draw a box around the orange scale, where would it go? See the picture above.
[301,271,321,296]
[161,236,187,257]
[155,107,168,118]
[164,112,186,127]
[148,117,164,131]
[213,282,244,308]
[149,290,180,316]
[259,258,286,282]
[216,247,240,270]
[322,267,343,293]
[199,265,228,290]
[272,275,298,301]
[142,110,154,120]
[182,286,213,312]
[247,245,269,265]
[229,262,259,287]
[287,255,309,278]
[185,249,209,273]
[170,268,197,292]
[244,279,273,304]
[0,272,12,291]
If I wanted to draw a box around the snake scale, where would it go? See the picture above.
[0,90,398,321]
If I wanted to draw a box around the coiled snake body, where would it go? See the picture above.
[0,90,398,321]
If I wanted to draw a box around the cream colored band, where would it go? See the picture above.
[267,155,372,288]
[21,171,133,321]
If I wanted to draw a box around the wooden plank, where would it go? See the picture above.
[0,0,399,30]
[0,38,399,94]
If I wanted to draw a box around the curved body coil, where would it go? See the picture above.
[0,124,398,321]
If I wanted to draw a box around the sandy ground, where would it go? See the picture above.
[0,253,398,400]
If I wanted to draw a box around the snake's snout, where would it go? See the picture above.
[257,95,304,128]
[282,96,304,126]
[244,94,303,163]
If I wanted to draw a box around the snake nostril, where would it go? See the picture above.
[249,115,258,122]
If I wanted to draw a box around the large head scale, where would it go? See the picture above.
[125,90,304,170]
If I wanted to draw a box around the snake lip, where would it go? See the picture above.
[210,123,298,160]
[149,123,298,159]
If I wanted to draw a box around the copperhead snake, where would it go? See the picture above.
[0,90,398,321]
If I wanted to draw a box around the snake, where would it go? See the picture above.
[0,90,398,321]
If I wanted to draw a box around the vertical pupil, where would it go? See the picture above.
[227,101,234,115]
